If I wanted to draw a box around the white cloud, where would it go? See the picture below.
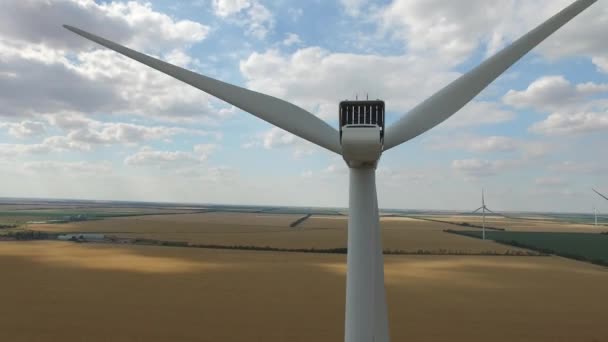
[213,0,251,17]
[535,177,568,187]
[125,145,216,167]
[530,1,608,72]
[323,162,348,177]
[0,132,107,157]
[0,0,209,52]
[243,127,320,158]
[0,143,51,157]
[42,135,92,152]
[125,150,200,166]
[503,76,608,112]
[297,159,349,180]
[99,1,209,50]
[467,136,517,153]
[287,8,303,22]
[0,0,221,122]
[175,165,239,183]
[211,0,273,39]
[519,141,553,160]
[0,114,219,157]
[377,0,521,63]
[262,127,296,149]
[70,49,222,120]
[300,170,313,178]
[592,57,608,73]
[376,167,429,185]
[240,47,460,121]
[340,0,369,17]
[429,135,518,153]
[428,134,552,160]
[247,2,273,39]
[441,101,516,128]
[530,112,608,136]
[282,33,302,46]
[451,159,517,179]
[549,161,608,175]
[503,76,608,136]
[22,161,112,175]
[376,0,606,67]
[0,121,46,139]
[43,113,218,148]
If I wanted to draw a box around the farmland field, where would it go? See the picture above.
[0,241,607,342]
[453,230,608,264]
[2,201,608,341]
[30,213,527,253]
[0,207,199,227]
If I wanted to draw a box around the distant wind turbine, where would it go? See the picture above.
[594,206,598,226]
[472,189,498,240]
[63,1,597,340]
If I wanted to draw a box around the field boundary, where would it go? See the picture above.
[391,215,506,231]
[1,230,544,257]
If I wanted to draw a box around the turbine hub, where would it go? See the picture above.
[339,100,385,168]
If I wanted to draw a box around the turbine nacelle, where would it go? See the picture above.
[339,100,385,168]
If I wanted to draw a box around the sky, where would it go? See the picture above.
[0,0,607,212]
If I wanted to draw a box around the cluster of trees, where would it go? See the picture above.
[5,231,52,240]
[384,248,539,256]
[289,214,312,228]
[457,222,505,231]
[129,238,188,247]
[186,243,348,254]
[0,224,18,229]
[125,236,538,257]
[409,216,505,231]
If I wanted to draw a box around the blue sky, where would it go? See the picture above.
[0,0,607,212]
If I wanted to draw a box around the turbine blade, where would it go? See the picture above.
[472,207,483,213]
[383,0,597,150]
[593,188,608,201]
[63,25,342,155]
[485,207,498,215]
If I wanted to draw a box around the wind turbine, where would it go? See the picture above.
[63,1,597,341]
[593,188,607,226]
[594,205,598,226]
[472,189,498,240]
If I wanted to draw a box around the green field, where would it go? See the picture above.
[450,230,608,265]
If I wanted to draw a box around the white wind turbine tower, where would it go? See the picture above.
[594,205,598,226]
[63,1,597,341]
[593,188,608,226]
[472,189,498,240]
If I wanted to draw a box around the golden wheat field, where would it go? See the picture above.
[31,213,527,253]
[0,241,607,342]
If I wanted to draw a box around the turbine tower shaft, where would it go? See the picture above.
[482,189,486,240]
[595,206,598,226]
[482,205,486,240]
[347,168,389,342]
